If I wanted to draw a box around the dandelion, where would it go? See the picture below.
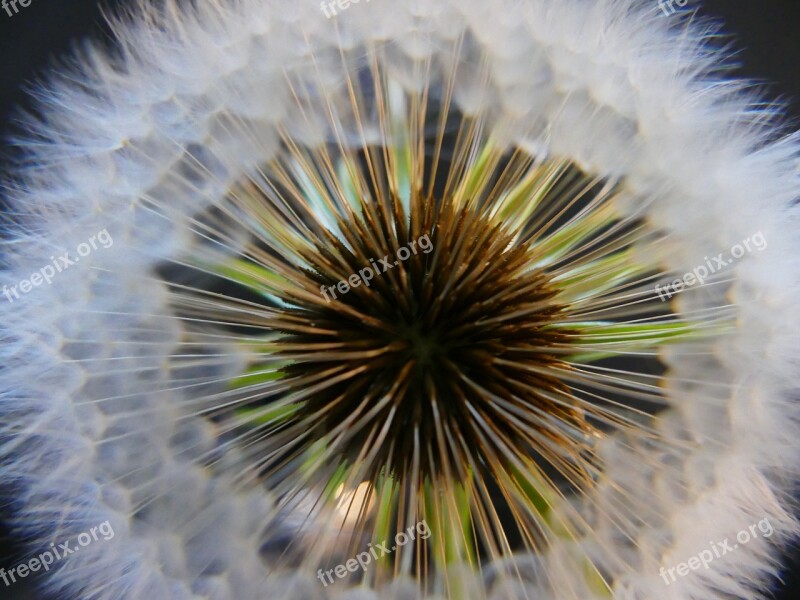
[1,1,799,599]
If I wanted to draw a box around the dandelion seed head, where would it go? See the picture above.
[1,1,800,599]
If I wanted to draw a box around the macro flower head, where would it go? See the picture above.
[1,1,799,599]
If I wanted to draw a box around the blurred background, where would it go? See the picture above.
[1,1,799,598]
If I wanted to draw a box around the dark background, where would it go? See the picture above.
[0,1,799,598]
